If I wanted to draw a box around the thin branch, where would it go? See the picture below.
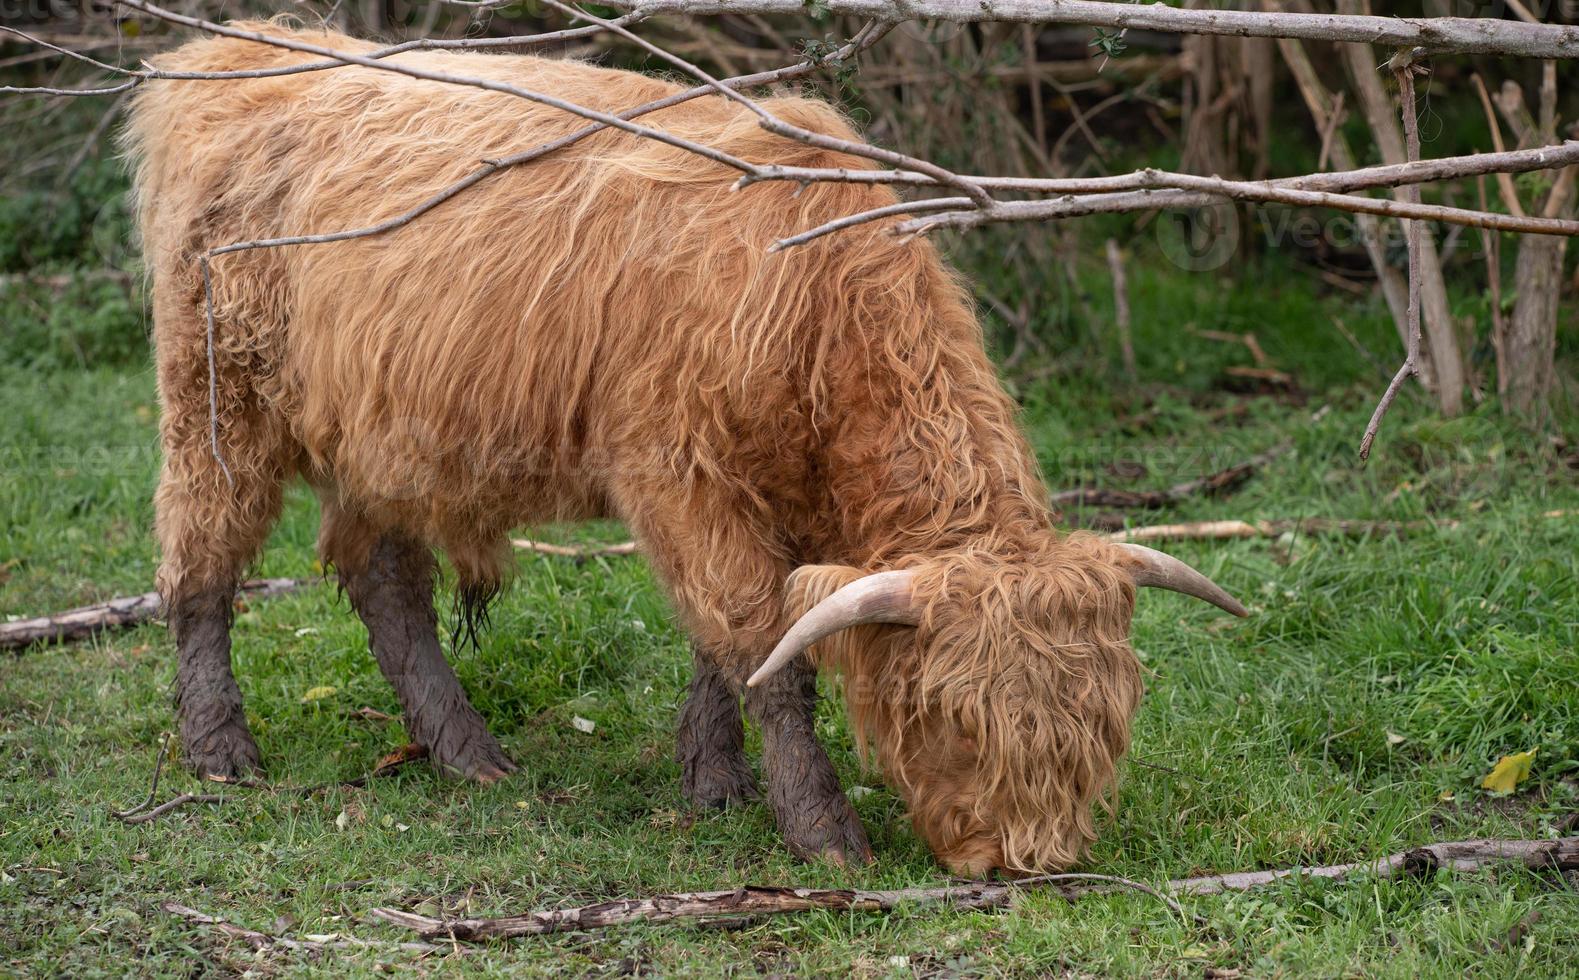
[0,16,648,87]
[116,0,755,174]
[115,791,226,824]
[373,836,1578,940]
[770,197,974,252]
[1359,56,1429,460]
[891,166,1579,240]
[746,141,1579,197]
[542,0,995,208]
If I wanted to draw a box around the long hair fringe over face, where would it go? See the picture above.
[793,534,1143,874]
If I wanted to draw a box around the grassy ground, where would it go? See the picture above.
[2,221,1578,976]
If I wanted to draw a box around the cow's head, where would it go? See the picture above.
[750,534,1246,874]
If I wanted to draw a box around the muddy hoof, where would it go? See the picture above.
[180,718,263,780]
[782,804,874,867]
[682,756,760,809]
[428,733,517,783]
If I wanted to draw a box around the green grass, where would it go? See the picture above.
[2,241,1577,976]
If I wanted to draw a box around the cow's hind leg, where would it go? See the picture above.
[153,300,294,778]
[157,434,287,779]
[329,518,515,782]
[677,650,758,808]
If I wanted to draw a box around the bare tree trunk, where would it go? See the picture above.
[1505,233,1568,415]
[1504,77,1575,417]
[1334,0,1466,417]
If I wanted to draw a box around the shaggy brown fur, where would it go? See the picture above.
[127,21,1149,873]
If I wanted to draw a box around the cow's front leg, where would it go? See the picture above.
[677,650,759,807]
[339,531,515,782]
[743,655,872,866]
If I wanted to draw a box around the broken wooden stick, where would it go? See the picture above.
[1107,510,1572,543]
[160,902,440,955]
[1,577,300,651]
[371,836,1577,941]
[512,538,639,559]
[1050,442,1291,511]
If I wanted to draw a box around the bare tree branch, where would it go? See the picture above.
[600,0,1579,58]
[1359,55,1429,460]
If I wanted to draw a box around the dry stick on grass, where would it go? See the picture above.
[1358,54,1430,461]
[0,578,299,651]
[512,539,639,559]
[1105,509,1573,543]
[374,873,1194,940]
[160,903,442,955]
[1050,442,1291,511]
[111,735,225,825]
[372,836,1579,940]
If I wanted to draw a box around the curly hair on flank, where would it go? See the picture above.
[123,19,1241,872]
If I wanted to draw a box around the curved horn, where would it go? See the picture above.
[746,570,920,688]
[1116,543,1249,618]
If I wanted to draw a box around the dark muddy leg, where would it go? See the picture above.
[171,586,262,778]
[677,651,758,808]
[343,533,515,782]
[744,657,872,866]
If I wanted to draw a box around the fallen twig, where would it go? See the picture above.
[513,539,639,559]
[112,739,429,825]
[111,734,226,825]
[371,836,1577,940]
[1051,443,1290,511]
[1104,510,1572,543]
[373,872,1188,940]
[1167,836,1578,896]
[2,578,301,651]
[115,791,226,825]
[160,902,440,955]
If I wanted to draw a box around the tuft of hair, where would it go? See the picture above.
[449,580,501,653]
